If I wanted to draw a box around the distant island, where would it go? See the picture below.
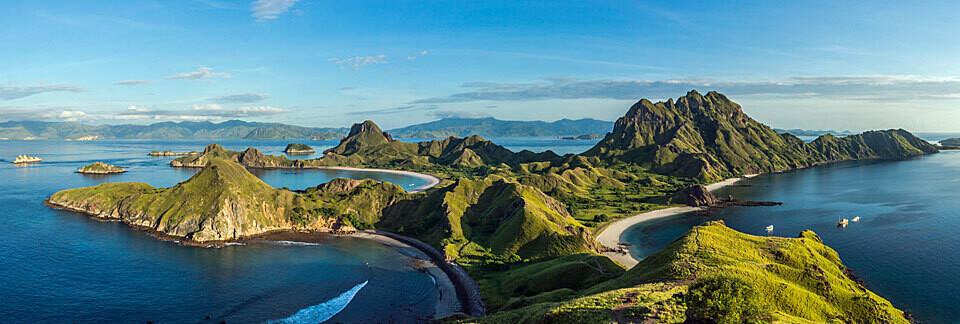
[388,117,612,138]
[0,117,615,141]
[283,143,315,154]
[774,128,855,137]
[0,120,347,141]
[77,162,125,174]
[48,90,928,323]
[940,137,960,146]
[148,150,199,157]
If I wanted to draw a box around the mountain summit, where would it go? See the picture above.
[325,120,395,155]
[587,90,938,181]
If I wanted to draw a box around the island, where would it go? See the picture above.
[283,143,315,154]
[148,150,199,157]
[76,162,126,174]
[49,90,928,323]
[940,137,960,149]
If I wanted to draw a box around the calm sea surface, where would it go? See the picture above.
[1,135,956,322]
[622,150,960,323]
[0,139,440,323]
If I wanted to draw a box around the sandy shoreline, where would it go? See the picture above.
[596,174,758,268]
[307,166,441,193]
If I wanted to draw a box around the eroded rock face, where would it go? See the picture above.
[669,184,718,207]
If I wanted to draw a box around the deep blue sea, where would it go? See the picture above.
[622,150,960,323]
[1,135,956,322]
[0,139,443,323]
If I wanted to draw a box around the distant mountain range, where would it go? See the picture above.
[773,128,854,137]
[387,117,612,138]
[0,117,614,140]
[0,120,347,141]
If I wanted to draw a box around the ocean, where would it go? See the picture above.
[621,150,960,323]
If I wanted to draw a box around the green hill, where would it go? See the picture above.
[49,158,408,242]
[586,90,938,181]
[477,221,908,323]
[378,176,598,264]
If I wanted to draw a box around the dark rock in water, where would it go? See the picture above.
[941,138,960,146]
[669,184,718,207]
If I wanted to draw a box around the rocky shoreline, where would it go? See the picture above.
[47,197,482,319]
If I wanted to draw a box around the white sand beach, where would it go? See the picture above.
[595,174,758,268]
[312,166,441,192]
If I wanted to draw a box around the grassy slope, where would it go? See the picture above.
[476,221,908,323]
[50,158,408,241]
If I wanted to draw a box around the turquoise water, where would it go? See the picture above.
[621,151,960,323]
[0,140,438,323]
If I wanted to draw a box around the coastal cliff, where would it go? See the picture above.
[50,158,407,242]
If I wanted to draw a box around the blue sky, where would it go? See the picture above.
[1,0,959,131]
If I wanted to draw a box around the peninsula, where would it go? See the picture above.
[49,90,932,323]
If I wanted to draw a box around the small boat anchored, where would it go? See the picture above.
[765,225,774,234]
[851,216,861,222]
[838,218,849,227]
[12,155,42,164]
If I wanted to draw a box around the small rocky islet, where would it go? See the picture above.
[48,90,929,323]
[76,162,126,174]
[282,143,315,154]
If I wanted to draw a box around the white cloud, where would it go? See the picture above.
[412,76,960,104]
[252,0,299,21]
[0,85,82,100]
[115,80,150,86]
[406,49,430,61]
[167,66,231,80]
[329,55,388,70]
[56,110,87,122]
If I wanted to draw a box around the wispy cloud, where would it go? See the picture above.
[167,66,231,80]
[406,50,430,61]
[209,93,270,103]
[329,55,388,70]
[430,110,489,119]
[0,103,288,123]
[252,0,299,21]
[345,104,437,116]
[0,85,82,100]
[115,80,150,86]
[412,76,960,104]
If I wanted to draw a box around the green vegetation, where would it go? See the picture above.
[76,162,126,174]
[586,90,939,181]
[51,91,924,322]
[475,221,908,323]
[283,143,315,154]
[51,158,408,242]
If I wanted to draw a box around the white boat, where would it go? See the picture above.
[852,216,861,222]
[12,155,42,164]
[838,218,849,227]
[765,225,774,233]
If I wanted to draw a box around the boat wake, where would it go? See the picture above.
[267,280,369,324]
[269,240,321,246]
